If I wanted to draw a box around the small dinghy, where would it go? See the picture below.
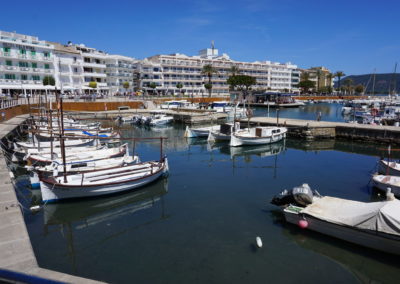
[39,157,169,202]
[271,183,400,255]
[378,160,400,176]
[149,115,174,126]
[208,122,240,142]
[372,174,400,197]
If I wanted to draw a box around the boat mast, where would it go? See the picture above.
[372,68,376,95]
[57,94,67,183]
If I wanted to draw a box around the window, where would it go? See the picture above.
[43,52,50,58]
[73,57,77,63]
[74,67,78,73]
[84,58,90,63]
[44,64,50,69]
[32,62,37,68]
[31,51,36,56]
[32,75,40,81]
[3,47,10,52]
[20,49,26,54]
[6,60,12,66]
[19,62,28,67]
[21,74,28,80]
[5,74,16,80]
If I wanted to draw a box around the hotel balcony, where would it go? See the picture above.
[83,62,107,69]
[83,72,107,78]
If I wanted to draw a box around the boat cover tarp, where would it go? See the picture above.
[301,196,400,236]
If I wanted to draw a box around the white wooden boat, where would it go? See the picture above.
[149,115,174,126]
[39,157,169,202]
[35,130,119,142]
[378,160,400,176]
[15,138,95,151]
[272,184,400,255]
[230,126,287,147]
[26,143,129,166]
[184,125,220,138]
[207,122,240,142]
[372,175,400,197]
[28,154,140,189]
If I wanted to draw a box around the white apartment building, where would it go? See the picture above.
[74,44,108,93]
[139,46,300,96]
[106,55,137,94]
[50,42,84,92]
[0,31,55,95]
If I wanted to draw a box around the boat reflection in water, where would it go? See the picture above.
[43,177,169,227]
[271,210,400,284]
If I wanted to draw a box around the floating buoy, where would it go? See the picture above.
[298,219,308,229]
[30,205,42,213]
[256,236,263,248]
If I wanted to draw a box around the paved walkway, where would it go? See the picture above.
[0,115,104,283]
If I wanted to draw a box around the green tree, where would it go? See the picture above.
[354,84,364,94]
[122,81,130,92]
[227,75,256,99]
[316,69,322,93]
[42,76,55,86]
[298,80,315,93]
[229,65,240,76]
[176,82,183,96]
[149,82,157,95]
[343,78,354,95]
[201,64,218,97]
[334,71,345,93]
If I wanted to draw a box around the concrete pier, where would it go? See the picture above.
[241,117,400,144]
[0,115,104,283]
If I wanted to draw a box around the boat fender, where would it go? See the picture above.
[298,219,308,229]
[256,236,263,248]
[30,205,42,213]
[386,188,395,201]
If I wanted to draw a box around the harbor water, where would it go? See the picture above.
[14,103,400,283]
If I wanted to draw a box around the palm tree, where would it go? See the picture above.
[334,71,345,94]
[229,65,240,76]
[343,78,353,95]
[316,69,322,93]
[201,64,218,97]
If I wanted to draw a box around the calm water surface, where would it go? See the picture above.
[15,103,400,283]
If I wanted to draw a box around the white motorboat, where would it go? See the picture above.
[372,174,400,197]
[208,122,240,142]
[149,114,174,126]
[271,184,400,255]
[39,157,169,202]
[184,125,220,138]
[230,126,287,147]
[28,154,140,189]
[378,160,400,176]
[14,139,95,157]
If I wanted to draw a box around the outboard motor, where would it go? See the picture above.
[271,183,320,207]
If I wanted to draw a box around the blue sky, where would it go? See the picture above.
[2,0,399,75]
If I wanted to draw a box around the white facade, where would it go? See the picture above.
[0,30,301,96]
[106,55,137,94]
[138,47,300,95]
[0,30,54,93]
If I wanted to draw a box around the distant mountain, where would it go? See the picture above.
[335,73,400,94]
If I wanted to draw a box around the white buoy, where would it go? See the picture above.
[256,236,263,248]
[9,171,14,180]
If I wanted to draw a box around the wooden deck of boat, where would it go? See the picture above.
[240,116,400,143]
[0,115,104,283]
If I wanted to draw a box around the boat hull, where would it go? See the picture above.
[284,209,400,255]
[378,160,400,176]
[371,175,400,197]
[40,159,169,202]
[230,132,286,147]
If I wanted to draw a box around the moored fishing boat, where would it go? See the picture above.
[184,125,220,138]
[207,122,240,142]
[28,154,140,189]
[271,183,400,255]
[230,126,287,147]
[25,143,129,166]
[39,157,169,202]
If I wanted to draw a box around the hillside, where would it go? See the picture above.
[335,73,400,94]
